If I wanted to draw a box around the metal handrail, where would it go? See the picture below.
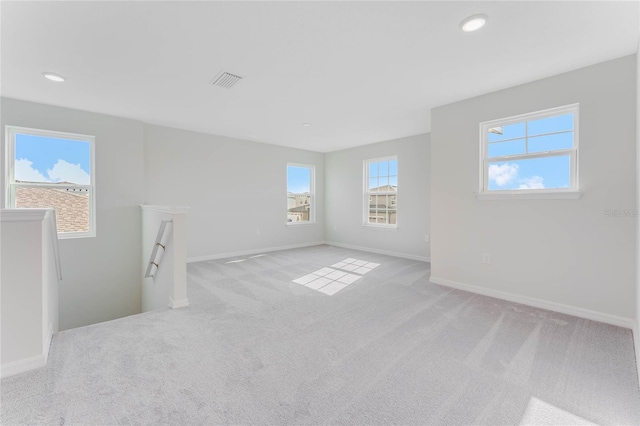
[144,219,172,278]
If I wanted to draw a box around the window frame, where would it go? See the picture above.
[363,156,398,229]
[286,162,315,226]
[5,125,96,238]
[478,104,581,199]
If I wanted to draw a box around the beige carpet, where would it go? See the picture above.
[2,245,638,425]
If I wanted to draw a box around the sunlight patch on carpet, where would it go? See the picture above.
[292,258,379,295]
[519,397,598,426]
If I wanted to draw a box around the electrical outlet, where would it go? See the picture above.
[333,225,337,231]
[256,229,261,236]
[482,253,491,264]
[424,235,430,242]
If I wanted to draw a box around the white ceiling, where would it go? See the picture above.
[2,1,638,153]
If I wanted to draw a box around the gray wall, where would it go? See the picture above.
[431,55,637,321]
[325,134,430,261]
[1,98,145,330]
[143,124,325,261]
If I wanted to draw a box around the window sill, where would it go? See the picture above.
[476,191,583,200]
[58,231,96,239]
[286,222,315,227]
[363,224,398,230]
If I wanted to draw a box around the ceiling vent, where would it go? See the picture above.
[211,71,243,89]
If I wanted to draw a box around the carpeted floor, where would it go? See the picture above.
[2,244,639,425]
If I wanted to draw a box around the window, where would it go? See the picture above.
[479,104,579,197]
[287,163,314,224]
[365,157,397,227]
[6,126,96,238]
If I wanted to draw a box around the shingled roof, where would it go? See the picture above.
[16,187,89,233]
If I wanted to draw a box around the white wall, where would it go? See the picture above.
[143,124,325,261]
[1,209,59,377]
[325,134,430,261]
[431,55,637,323]
[1,98,145,330]
[1,217,44,365]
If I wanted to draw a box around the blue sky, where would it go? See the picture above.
[369,159,398,190]
[487,113,573,190]
[15,134,91,185]
[287,165,311,193]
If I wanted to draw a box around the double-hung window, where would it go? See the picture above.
[365,156,397,227]
[479,104,579,197]
[6,126,96,238]
[286,163,314,224]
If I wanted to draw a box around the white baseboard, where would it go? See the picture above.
[186,241,326,263]
[1,354,46,379]
[169,297,190,309]
[325,241,430,263]
[430,276,634,329]
[1,324,54,378]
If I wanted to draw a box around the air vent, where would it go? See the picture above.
[211,71,243,89]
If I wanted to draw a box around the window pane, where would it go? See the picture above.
[368,196,379,224]
[488,139,526,158]
[366,157,397,226]
[371,209,392,225]
[369,178,378,191]
[528,132,573,153]
[487,155,571,191]
[528,113,573,136]
[370,212,384,224]
[389,211,397,225]
[369,162,378,178]
[379,161,389,176]
[287,166,310,193]
[16,186,90,233]
[487,122,525,142]
[389,160,398,175]
[287,165,312,222]
[15,134,91,184]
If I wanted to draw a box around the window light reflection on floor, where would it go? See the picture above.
[292,258,380,295]
[225,254,266,264]
[519,397,597,426]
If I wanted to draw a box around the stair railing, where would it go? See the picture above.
[144,219,172,278]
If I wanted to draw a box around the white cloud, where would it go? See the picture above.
[519,176,545,189]
[15,158,50,182]
[47,159,90,185]
[488,163,518,186]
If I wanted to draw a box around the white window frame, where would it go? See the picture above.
[364,156,398,229]
[286,163,315,226]
[478,104,582,200]
[5,125,96,238]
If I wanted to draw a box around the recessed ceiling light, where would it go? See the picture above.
[43,72,65,82]
[302,123,311,127]
[460,14,487,32]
